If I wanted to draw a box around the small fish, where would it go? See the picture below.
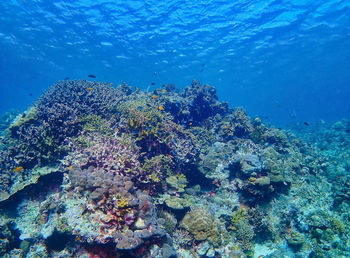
[14,166,24,172]
[189,122,192,126]
[64,77,70,80]
[88,74,96,78]
[87,87,93,91]
[151,82,156,85]
[136,87,140,92]
[162,89,167,92]
[137,106,143,111]
[110,83,113,86]
[152,95,157,99]
[153,72,157,75]
[304,122,309,126]
[69,165,73,170]
[158,106,164,111]
[28,93,33,96]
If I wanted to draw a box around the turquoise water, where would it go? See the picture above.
[1,0,350,123]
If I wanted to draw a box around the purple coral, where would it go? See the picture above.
[68,166,165,250]
[0,79,125,175]
[66,133,144,182]
[36,80,127,118]
[181,80,230,122]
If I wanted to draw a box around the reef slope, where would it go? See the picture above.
[0,80,349,257]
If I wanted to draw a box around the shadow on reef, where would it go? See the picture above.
[45,231,74,252]
[0,79,349,257]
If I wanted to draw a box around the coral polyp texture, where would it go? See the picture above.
[0,79,349,257]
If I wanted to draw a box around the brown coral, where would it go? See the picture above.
[180,208,227,247]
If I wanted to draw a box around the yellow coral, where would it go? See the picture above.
[117,197,128,208]
[248,177,256,184]
[231,208,247,230]
[149,172,160,183]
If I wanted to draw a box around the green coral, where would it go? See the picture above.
[142,154,174,183]
[166,174,188,192]
[116,97,167,141]
[79,114,113,135]
[231,208,247,230]
[164,195,193,210]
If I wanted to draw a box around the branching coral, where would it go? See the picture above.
[66,133,144,182]
[181,80,230,123]
[79,114,114,135]
[67,166,165,249]
[142,154,175,185]
[116,95,199,165]
[36,80,126,118]
[172,229,193,247]
[234,220,255,253]
[231,208,247,231]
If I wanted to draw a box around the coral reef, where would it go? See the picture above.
[1,80,350,257]
[0,80,127,202]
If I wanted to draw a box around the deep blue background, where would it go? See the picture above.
[1,0,349,125]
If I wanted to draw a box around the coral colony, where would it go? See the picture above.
[0,80,349,257]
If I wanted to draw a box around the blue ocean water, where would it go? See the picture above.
[0,0,349,124]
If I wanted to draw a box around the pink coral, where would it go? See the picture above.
[66,133,144,181]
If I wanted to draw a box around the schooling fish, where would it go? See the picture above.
[88,74,96,78]
[304,122,309,126]
[151,82,156,85]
